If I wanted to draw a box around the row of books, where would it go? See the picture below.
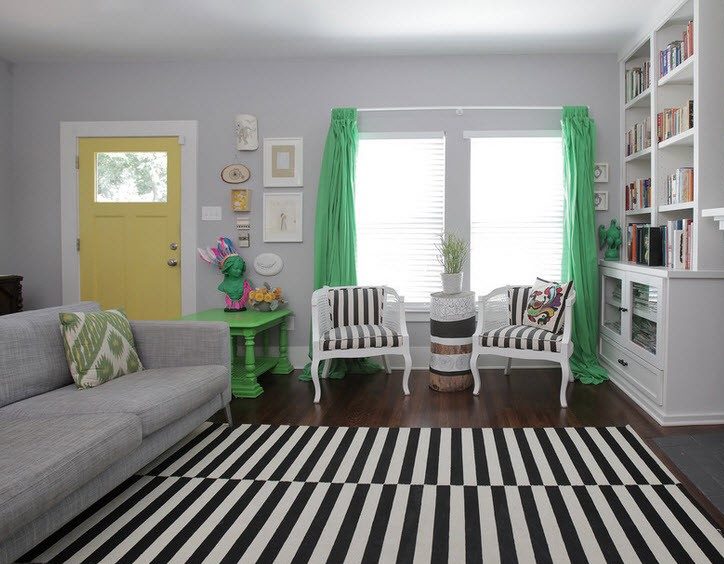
[625,177,652,211]
[657,100,694,141]
[625,62,650,103]
[625,116,651,156]
[627,220,694,269]
[665,167,694,205]
[659,20,694,78]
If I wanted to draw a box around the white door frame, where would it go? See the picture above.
[60,120,198,315]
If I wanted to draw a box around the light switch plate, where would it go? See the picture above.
[201,206,222,221]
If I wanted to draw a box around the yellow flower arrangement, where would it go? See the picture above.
[247,282,285,311]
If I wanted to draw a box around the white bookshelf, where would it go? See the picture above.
[605,0,724,426]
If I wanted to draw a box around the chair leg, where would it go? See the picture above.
[321,359,331,379]
[224,404,234,428]
[560,359,571,408]
[312,357,321,403]
[402,350,412,395]
[382,354,392,375]
[470,353,481,395]
[504,357,512,376]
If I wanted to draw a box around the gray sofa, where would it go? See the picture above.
[0,302,231,563]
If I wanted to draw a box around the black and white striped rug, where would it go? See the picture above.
[21,423,724,563]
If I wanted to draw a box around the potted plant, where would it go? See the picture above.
[436,232,468,294]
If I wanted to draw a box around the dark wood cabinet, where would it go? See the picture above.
[0,275,23,315]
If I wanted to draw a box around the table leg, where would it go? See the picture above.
[230,331,264,398]
[271,317,294,374]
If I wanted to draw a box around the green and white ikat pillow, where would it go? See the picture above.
[59,309,143,388]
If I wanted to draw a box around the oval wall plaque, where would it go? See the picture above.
[253,253,283,276]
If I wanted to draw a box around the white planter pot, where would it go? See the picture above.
[441,272,463,294]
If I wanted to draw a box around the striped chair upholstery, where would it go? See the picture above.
[327,286,385,328]
[507,285,532,325]
[322,325,402,351]
[481,324,563,353]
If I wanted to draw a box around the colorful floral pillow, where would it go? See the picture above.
[522,278,573,334]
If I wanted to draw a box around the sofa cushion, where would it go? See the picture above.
[2,365,229,436]
[0,302,100,408]
[0,413,141,539]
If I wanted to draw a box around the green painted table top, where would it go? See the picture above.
[182,307,291,328]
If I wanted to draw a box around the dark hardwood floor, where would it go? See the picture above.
[211,367,724,529]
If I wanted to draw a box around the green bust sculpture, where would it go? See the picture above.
[198,237,252,311]
[599,219,622,261]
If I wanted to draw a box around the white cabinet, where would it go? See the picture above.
[599,260,724,426]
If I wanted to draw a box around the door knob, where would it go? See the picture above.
[167,258,178,267]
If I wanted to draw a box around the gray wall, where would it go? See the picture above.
[6,54,619,347]
[0,61,11,272]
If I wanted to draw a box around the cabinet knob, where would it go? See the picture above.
[618,358,628,367]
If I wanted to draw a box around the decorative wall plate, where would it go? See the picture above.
[253,253,283,276]
[221,164,251,184]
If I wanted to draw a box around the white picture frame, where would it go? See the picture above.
[594,191,609,211]
[263,192,303,242]
[593,162,609,183]
[263,137,303,187]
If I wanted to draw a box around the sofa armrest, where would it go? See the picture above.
[130,321,230,372]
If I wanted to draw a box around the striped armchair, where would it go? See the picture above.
[470,284,576,407]
[310,285,412,403]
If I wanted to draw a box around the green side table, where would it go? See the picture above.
[182,308,294,398]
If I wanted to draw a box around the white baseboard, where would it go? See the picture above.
[287,346,556,371]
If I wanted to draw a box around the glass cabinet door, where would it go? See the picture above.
[630,282,658,354]
[601,271,624,341]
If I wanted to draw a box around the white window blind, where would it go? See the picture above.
[470,135,564,297]
[355,133,445,305]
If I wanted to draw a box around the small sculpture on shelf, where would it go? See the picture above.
[198,237,252,311]
[247,282,285,312]
[598,219,622,261]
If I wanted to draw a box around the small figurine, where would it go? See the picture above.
[599,219,622,261]
[198,237,252,311]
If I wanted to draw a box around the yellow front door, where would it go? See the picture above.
[78,137,181,320]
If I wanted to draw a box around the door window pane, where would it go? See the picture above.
[602,275,622,335]
[631,282,658,355]
[95,151,168,202]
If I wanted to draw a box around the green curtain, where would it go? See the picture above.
[299,108,380,381]
[561,106,608,384]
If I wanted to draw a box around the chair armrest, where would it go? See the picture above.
[475,286,509,336]
[561,289,577,344]
[311,287,332,351]
[382,287,409,337]
[130,321,230,371]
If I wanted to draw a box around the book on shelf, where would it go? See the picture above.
[665,167,694,204]
[625,61,650,102]
[659,20,694,78]
[625,177,652,210]
[657,100,694,141]
[665,218,694,269]
[625,116,651,156]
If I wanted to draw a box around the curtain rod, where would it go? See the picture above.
[354,105,588,113]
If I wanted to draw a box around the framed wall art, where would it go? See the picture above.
[594,191,609,211]
[221,163,250,184]
[231,188,251,212]
[263,138,303,187]
[263,192,303,242]
[593,162,609,183]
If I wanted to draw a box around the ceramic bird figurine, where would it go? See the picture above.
[599,219,622,261]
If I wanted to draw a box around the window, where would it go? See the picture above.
[95,151,168,202]
[355,133,445,305]
[469,134,564,296]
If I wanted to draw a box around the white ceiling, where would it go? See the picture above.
[0,0,670,63]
